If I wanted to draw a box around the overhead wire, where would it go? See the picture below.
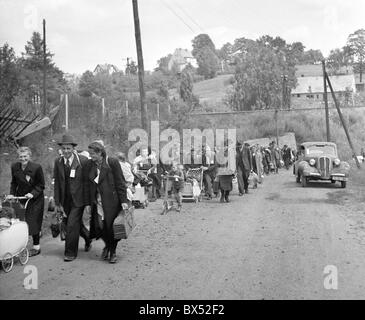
[159,0,196,34]
[171,0,205,33]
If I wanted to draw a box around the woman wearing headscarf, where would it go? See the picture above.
[6,146,45,257]
[86,141,128,263]
[215,144,235,203]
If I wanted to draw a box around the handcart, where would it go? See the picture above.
[161,175,182,215]
[0,196,30,273]
[182,167,204,203]
[132,169,150,209]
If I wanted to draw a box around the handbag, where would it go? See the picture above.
[113,206,136,240]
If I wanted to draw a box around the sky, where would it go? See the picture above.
[1,0,365,75]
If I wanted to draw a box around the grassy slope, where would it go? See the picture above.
[193,74,232,104]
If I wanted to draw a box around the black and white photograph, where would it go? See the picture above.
[1,0,365,305]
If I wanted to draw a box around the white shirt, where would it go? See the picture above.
[63,153,74,166]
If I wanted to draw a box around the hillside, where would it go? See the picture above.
[169,74,233,108]
[193,74,233,104]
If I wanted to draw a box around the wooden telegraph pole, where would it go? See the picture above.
[42,19,47,116]
[132,0,148,130]
[325,73,361,169]
[322,60,331,142]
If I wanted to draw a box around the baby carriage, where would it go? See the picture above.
[132,169,151,209]
[0,196,30,273]
[181,167,204,203]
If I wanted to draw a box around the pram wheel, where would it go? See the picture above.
[1,253,14,273]
[18,248,29,265]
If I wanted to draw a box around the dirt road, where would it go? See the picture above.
[1,169,365,300]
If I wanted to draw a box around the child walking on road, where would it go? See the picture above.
[168,162,185,212]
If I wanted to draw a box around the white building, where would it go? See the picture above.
[168,48,197,72]
[291,74,356,100]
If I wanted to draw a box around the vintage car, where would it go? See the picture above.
[293,142,350,188]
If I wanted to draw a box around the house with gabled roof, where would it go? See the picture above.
[93,63,119,75]
[291,74,356,100]
[168,48,197,72]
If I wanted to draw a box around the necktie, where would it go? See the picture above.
[66,158,71,168]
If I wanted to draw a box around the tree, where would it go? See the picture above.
[217,42,234,73]
[301,49,324,64]
[346,29,365,82]
[155,54,173,74]
[227,41,296,111]
[0,43,20,107]
[18,32,66,109]
[327,48,352,75]
[179,68,194,103]
[192,34,220,79]
[78,70,97,97]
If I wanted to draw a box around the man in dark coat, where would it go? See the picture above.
[282,144,292,170]
[237,142,252,194]
[8,146,45,257]
[54,134,91,261]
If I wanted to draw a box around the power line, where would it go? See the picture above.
[160,0,196,34]
[172,0,205,33]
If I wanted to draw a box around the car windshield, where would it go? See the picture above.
[305,145,337,156]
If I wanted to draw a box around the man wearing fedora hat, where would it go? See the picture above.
[53,134,92,261]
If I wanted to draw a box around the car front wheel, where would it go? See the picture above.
[341,181,347,188]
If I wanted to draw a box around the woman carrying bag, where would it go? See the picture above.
[85,141,128,264]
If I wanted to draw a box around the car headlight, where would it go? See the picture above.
[309,159,316,166]
[334,158,341,166]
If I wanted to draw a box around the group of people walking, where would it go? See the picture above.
[4,134,295,264]
[6,134,128,264]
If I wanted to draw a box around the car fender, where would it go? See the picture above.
[332,161,350,176]
[298,161,318,177]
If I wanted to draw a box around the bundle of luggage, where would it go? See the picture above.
[113,206,136,240]
[133,172,153,187]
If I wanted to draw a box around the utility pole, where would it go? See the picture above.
[102,98,105,122]
[42,19,47,116]
[322,60,331,142]
[275,109,279,146]
[132,0,148,130]
[325,73,361,169]
[65,93,69,132]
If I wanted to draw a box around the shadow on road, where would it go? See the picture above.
[282,180,343,190]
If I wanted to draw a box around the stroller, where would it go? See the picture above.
[181,167,204,203]
[0,197,30,273]
[131,169,151,209]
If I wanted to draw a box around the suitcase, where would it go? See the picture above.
[113,206,136,240]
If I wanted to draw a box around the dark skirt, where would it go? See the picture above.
[21,196,44,236]
[218,175,233,191]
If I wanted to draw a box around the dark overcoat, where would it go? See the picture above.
[53,153,90,208]
[10,161,45,235]
[87,157,127,240]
